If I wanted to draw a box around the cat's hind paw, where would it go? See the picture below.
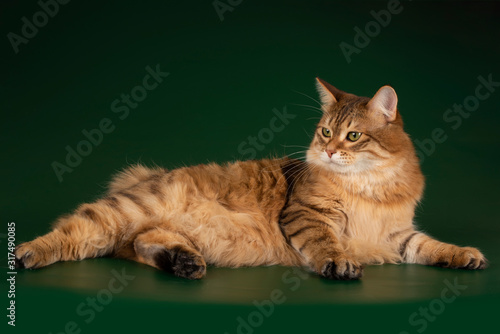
[154,246,207,280]
[321,257,363,280]
[14,241,55,269]
[15,242,38,269]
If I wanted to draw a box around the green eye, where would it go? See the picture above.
[347,132,362,142]
[322,128,331,137]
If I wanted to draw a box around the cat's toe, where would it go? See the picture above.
[173,250,206,280]
[15,241,56,269]
[155,246,207,280]
[14,245,27,269]
[15,243,38,269]
[434,246,487,270]
[457,248,488,270]
[15,256,25,269]
[321,257,363,280]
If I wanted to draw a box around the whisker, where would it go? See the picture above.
[271,159,308,187]
[286,151,308,158]
[289,163,316,195]
[302,128,313,139]
[286,150,308,155]
[284,161,310,182]
[280,144,310,149]
[290,103,324,115]
[259,158,305,176]
[291,103,323,112]
[292,89,323,107]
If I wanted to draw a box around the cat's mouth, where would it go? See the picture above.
[307,150,360,172]
[324,151,356,166]
[330,157,355,166]
[311,150,377,174]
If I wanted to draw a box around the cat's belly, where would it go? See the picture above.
[163,199,303,268]
[143,159,303,267]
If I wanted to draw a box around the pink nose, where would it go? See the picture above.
[326,149,337,158]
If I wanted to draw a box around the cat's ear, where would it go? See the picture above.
[367,85,398,122]
[315,78,341,106]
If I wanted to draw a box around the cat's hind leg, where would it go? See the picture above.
[133,228,206,280]
[15,199,122,269]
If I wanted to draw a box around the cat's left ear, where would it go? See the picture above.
[367,85,398,123]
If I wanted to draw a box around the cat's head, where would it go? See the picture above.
[307,78,417,174]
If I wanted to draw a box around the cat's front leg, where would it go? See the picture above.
[280,201,363,280]
[398,231,487,270]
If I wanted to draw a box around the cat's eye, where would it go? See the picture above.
[347,132,362,142]
[322,128,331,137]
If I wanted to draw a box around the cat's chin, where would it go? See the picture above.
[311,158,375,175]
[316,160,359,174]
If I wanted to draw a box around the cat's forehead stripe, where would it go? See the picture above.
[332,100,359,126]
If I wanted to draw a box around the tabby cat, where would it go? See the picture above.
[15,78,487,280]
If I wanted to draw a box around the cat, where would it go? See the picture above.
[15,78,487,280]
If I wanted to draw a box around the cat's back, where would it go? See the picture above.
[171,157,290,204]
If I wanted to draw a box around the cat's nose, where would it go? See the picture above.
[326,149,337,158]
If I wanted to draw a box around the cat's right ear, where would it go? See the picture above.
[367,85,398,123]
[316,78,340,106]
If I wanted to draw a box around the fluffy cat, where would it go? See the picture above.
[15,78,487,280]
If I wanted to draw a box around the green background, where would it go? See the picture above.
[2,0,499,333]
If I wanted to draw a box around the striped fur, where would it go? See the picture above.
[15,79,487,279]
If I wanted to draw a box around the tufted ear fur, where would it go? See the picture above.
[367,85,398,122]
[315,77,342,106]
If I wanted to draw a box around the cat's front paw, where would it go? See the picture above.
[321,257,363,280]
[433,246,487,270]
